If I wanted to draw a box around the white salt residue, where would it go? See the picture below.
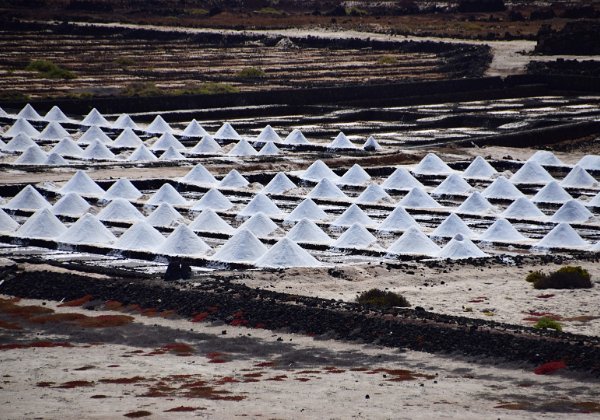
[189,135,222,155]
[535,223,589,249]
[14,145,47,165]
[80,108,110,127]
[332,222,378,249]
[82,139,117,160]
[227,139,258,157]
[355,184,392,204]
[211,228,267,263]
[337,164,371,186]
[331,204,375,228]
[112,128,143,148]
[363,136,382,151]
[510,161,554,185]
[577,155,600,171]
[327,132,357,150]
[52,192,91,217]
[308,178,349,201]
[37,121,69,140]
[146,202,186,227]
[59,170,105,196]
[145,115,173,134]
[180,164,218,186]
[150,132,186,151]
[560,165,598,188]
[188,208,235,234]
[181,119,208,138]
[456,191,497,215]
[381,168,424,190]
[45,106,72,123]
[146,183,188,206]
[257,142,280,156]
[15,208,67,239]
[501,197,546,220]
[413,153,453,175]
[44,152,67,166]
[115,220,165,251]
[157,224,211,256]
[103,179,143,201]
[431,213,475,239]
[283,129,310,145]
[219,169,249,189]
[97,198,145,223]
[4,133,37,152]
[128,145,158,162]
[112,114,139,130]
[256,238,322,268]
[286,218,333,245]
[4,118,40,138]
[398,188,441,208]
[387,226,440,256]
[482,176,524,200]
[58,213,116,245]
[478,218,527,243]
[237,193,283,218]
[17,104,43,121]
[432,173,473,196]
[77,125,112,145]
[191,188,233,211]
[0,208,19,232]
[436,234,488,260]
[284,198,328,223]
[255,125,282,143]
[158,146,186,161]
[4,185,51,211]
[377,206,419,233]
[50,137,84,158]
[528,150,563,167]
[301,160,338,182]
[262,172,296,195]
[550,199,593,223]
[238,212,278,237]
[462,156,497,179]
[532,181,572,204]
[214,122,242,140]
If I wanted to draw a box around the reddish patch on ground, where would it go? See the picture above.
[0,320,22,330]
[574,402,600,413]
[536,294,555,299]
[295,377,311,382]
[164,406,203,412]
[36,381,55,387]
[0,341,73,350]
[0,298,54,318]
[468,296,488,303]
[161,343,194,356]
[158,310,176,319]
[495,402,530,410]
[324,367,346,374]
[191,312,210,322]
[56,380,95,388]
[349,367,369,371]
[254,361,275,367]
[563,315,600,322]
[254,323,266,329]
[523,311,562,322]
[59,295,93,307]
[207,352,228,363]
[297,370,321,374]
[78,314,134,328]
[368,368,435,381]
[265,375,288,382]
[124,410,152,418]
[534,360,567,375]
[91,395,107,399]
[100,376,146,384]
[215,376,239,384]
[243,372,263,378]
[74,365,96,371]
[104,300,123,310]
[207,306,219,313]
[141,308,158,317]
[243,378,260,383]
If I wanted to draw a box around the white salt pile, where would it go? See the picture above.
[257,142,281,156]
[482,176,524,200]
[510,161,554,185]
[528,150,563,166]
[587,192,600,207]
[0,209,19,233]
[286,218,333,245]
[214,122,242,140]
[308,178,349,201]
[255,125,282,143]
[51,138,84,158]
[189,135,223,155]
[0,106,8,118]
[332,223,378,249]
[363,136,382,151]
[462,156,497,179]
[413,153,453,175]
[17,104,43,121]
[284,129,310,145]
[436,234,488,260]
[4,133,37,152]
[432,173,473,196]
[284,198,328,223]
[262,173,297,195]
[128,145,158,162]
[191,188,233,211]
[188,209,235,234]
[301,160,339,182]
[227,139,258,157]
[44,153,67,166]
[377,206,419,233]
[328,132,357,149]
[58,213,116,245]
[550,199,593,223]
[51,192,90,217]
[4,118,40,138]
[180,164,218,186]
[219,169,249,189]
[145,115,173,134]
[387,226,440,256]
[150,132,186,151]
[398,188,441,208]
[4,185,50,211]
[331,204,375,227]
[238,212,278,237]
[157,224,211,256]
[256,238,321,268]
[37,121,69,140]
[238,193,283,218]
[181,119,209,138]
[532,181,573,204]
[78,125,112,145]
[478,218,527,243]
[211,228,267,263]
[15,208,67,239]
[535,223,588,249]
[577,155,600,171]
[112,114,139,130]
[14,145,47,165]
[381,168,424,190]
[146,183,188,206]
[501,197,546,219]
[97,198,145,222]
[560,165,598,188]
[113,128,143,148]
[103,179,142,201]
[355,184,393,204]
[115,220,165,251]
[337,164,371,186]
[80,108,110,127]
[431,213,475,239]
[146,202,186,227]
[456,191,497,215]
[159,146,186,161]
[82,139,117,160]
[44,106,71,123]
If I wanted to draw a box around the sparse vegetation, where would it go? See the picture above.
[123,81,162,97]
[527,266,593,289]
[345,7,369,16]
[356,289,410,308]
[534,317,563,331]
[186,8,209,16]
[173,82,239,95]
[25,59,76,79]
[115,57,135,67]
[236,67,266,79]
[377,55,398,65]
[256,7,283,15]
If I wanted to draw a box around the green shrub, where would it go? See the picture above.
[186,8,209,16]
[356,289,410,308]
[534,317,563,332]
[377,55,398,65]
[122,81,162,97]
[25,60,76,79]
[345,7,369,16]
[174,82,239,95]
[525,270,544,283]
[256,7,283,15]
[532,266,592,289]
[237,67,266,79]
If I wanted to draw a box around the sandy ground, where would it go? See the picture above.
[2,296,599,419]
